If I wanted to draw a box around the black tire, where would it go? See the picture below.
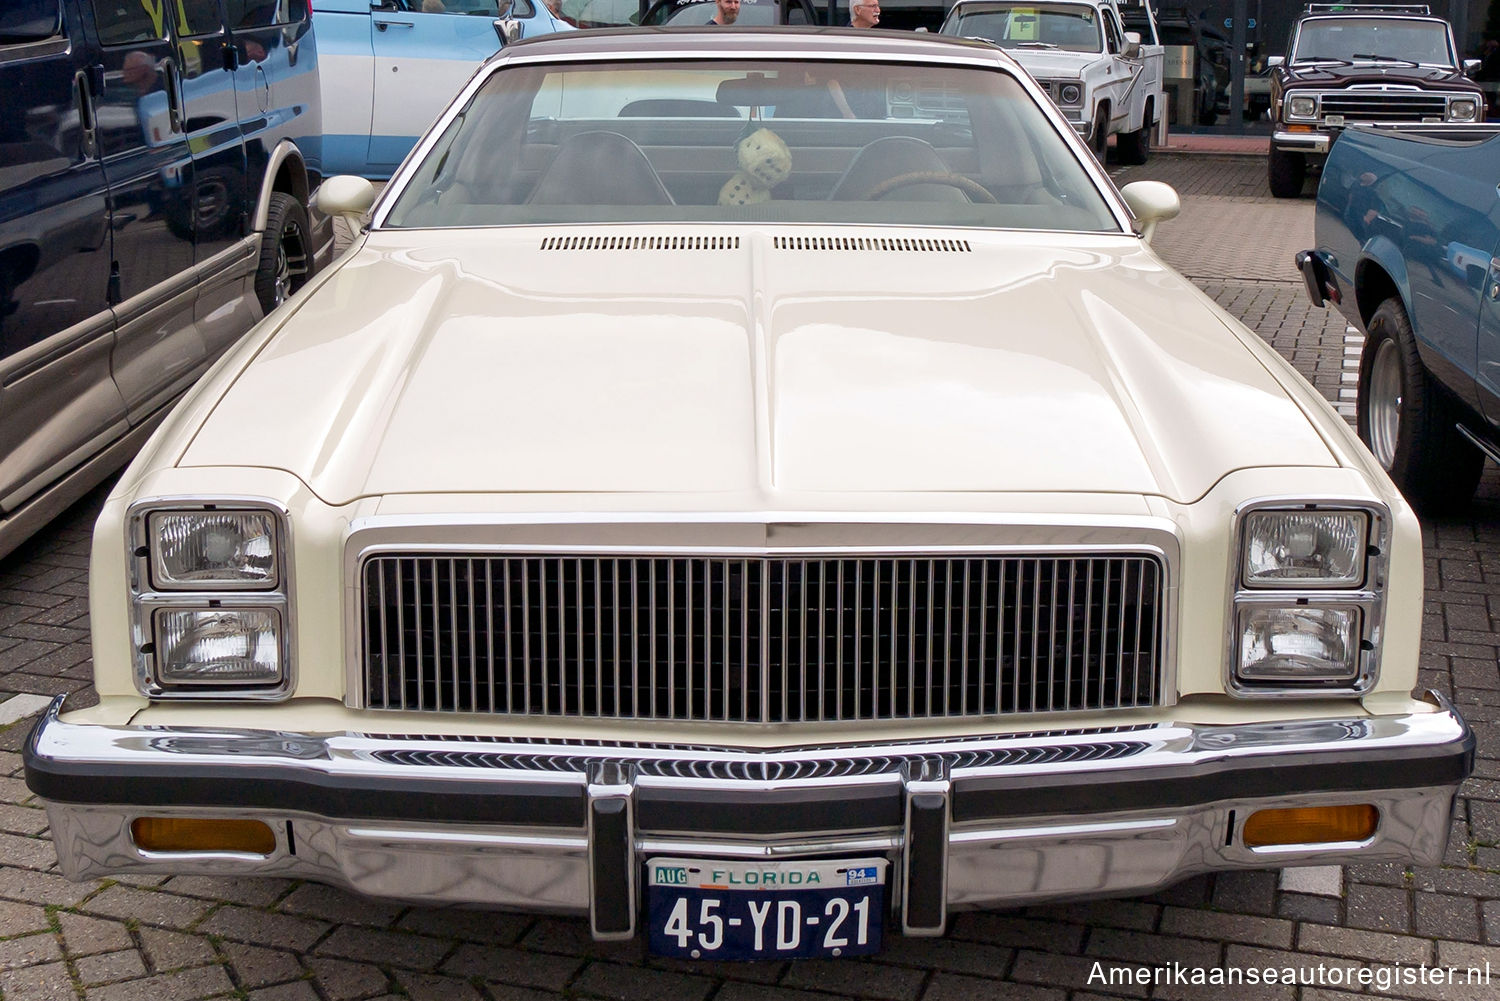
[1090,106,1109,162]
[254,191,313,315]
[1356,297,1483,514]
[1267,146,1306,199]
[1115,107,1151,166]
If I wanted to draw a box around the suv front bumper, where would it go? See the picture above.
[1272,128,1334,155]
[25,693,1472,939]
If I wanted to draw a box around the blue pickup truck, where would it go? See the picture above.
[317,0,573,178]
[1298,124,1500,513]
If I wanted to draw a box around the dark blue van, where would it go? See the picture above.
[0,0,331,560]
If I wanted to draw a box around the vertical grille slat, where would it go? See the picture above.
[363,553,1166,722]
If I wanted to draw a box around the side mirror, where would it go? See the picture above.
[316,175,377,223]
[1119,180,1180,244]
[1463,58,1481,75]
[1123,30,1141,58]
[1266,54,1284,68]
[493,16,523,43]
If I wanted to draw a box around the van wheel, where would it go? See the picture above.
[255,192,312,314]
[1267,147,1306,198]
[1357,297,1482,513]
[1116,112,1151,165]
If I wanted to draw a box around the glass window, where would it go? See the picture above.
[91,0,168,45]
[1294,18,1454,67]
[944,5,1104,55]
[384,59,1119,233]
[224,0,303,28]
[0,0,61,43]
[175,0,224,36]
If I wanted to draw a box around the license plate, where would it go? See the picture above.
[646,857,887,960]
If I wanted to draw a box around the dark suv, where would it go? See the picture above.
[0,0,331,560]
[1267,3,1484,197]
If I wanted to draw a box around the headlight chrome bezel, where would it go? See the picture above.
[1447,96,1480,122]
[1225,499,1389,699]
[127,499,295,700]
[1057,82,1083,106]
[1286,94,1319,120]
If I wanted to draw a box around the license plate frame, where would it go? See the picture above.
[646,857,888,961]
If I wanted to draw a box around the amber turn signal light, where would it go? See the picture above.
[1242,805,1378,848]
[131,817,276,855]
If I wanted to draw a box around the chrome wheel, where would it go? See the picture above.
[1367,336,1402,470]
[271,221,308,308]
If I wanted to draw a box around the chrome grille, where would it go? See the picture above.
[1319,91,1449,121]
[360,554,1165,722]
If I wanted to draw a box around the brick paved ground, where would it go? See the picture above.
[2,155,1499,1001]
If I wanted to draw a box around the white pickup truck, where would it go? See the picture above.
[941,0,1166,163]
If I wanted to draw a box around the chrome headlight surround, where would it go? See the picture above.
[1447,96,1480,122]
[1286,94,1318,120]
[1055,81,1083,106]
[127,499,295,700]
[1225,499,1388,698]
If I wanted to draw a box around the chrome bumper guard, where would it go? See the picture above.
[1272,129,1333,154]
[25,693,1472,938]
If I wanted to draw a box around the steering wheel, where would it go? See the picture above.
[862,171,997,203]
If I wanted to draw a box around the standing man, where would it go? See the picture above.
[849,0,878,27]
[707,0,740,23]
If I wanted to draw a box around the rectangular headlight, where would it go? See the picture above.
[1236,605,1361,682]
[155,608,283,686]
[1288,95,1317,118]
[150,511,279,589]
[1242,510,1367,588]
[1448,98,1479,121]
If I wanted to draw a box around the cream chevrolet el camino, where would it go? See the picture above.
[25,28,1473,960]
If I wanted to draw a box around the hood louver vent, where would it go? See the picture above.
[774,235,972,253]
[539,235,741,251]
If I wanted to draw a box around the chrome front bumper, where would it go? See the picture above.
[1272,129,1334,155]
[26,694,1472,939]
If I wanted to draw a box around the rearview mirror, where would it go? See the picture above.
[716,72,796,107]
[1120,180,1180,243]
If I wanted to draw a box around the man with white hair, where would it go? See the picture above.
[849,0,878,27]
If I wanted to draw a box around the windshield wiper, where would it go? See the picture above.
[1352,53,1421,66]
[1015,40,1060,48]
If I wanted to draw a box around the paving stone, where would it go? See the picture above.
[159,877,292,908]
[247,983,322,1001]
[221,942,305,989]
[781,958,926,1000]
[315,926,453,970]
[277,885,404,927]
[1022,901,1158,932]
[395,908,531,945]
[0,933,63,973]
[74,949,147,985]
[198,906,330,952]
[1277,893,1342,924]
[946,915,1085,953]
[1157,908,1294,949]
[518,919,646,964]
[1343,883,1412,933]
[440,943,583,989]
[0,960,76,1001]
[82,887,214,930]
[919,975,1065,1001]
[0,866,95,908]
[390,972,485,1001]
[1278,866,1342,897]
[0,805,50,837]
[136,928,215,973]
[569,961,715,1001]
[305,956,392,1001]
[1295,924,1432,965]
[873,936,1014,978]
[56,911,133,957]
[0,832,63,872]
[1007,952,1148,997]
[714,984,851,1001]
[85,965,235,1001]
[1209,871,1278,915]
[1415,892,1483,942]
[0,900,51,937]
[1083,928,1220,968]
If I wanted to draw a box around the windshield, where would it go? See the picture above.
[645,0,812,24]
[383,59,1118,232]
[942,4,1104,54]
[1293,18,1454,65]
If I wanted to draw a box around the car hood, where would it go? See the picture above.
[181,228,1336,505]
[1280,63,1473,87]
[1004,49,1098,77]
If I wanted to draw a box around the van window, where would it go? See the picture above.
[225,0,304,27]
[176,0,226,36]
[0,0,60,43]
[91,0,168,45]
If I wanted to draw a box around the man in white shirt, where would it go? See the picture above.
[850,0,878,27]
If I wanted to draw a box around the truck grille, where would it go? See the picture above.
[1319,91,1450,121]
[360,554,1166,723]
